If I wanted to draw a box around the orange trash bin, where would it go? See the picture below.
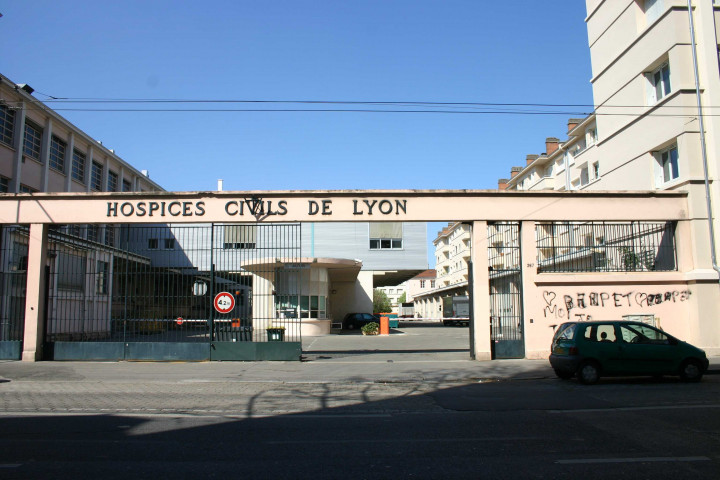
[379,315,390,335]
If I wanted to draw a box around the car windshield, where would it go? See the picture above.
[620,324,671,345]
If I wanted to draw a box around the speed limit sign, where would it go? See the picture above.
[213,292,236,314]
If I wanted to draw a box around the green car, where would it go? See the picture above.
[549,321,709,384]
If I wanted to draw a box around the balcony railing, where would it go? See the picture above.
[536,221,677,273]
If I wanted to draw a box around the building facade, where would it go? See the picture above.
[502,2,720,286]
[0,74,428,360]
[408,223,471,321]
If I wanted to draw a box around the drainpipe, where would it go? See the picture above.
[687,0,720,282]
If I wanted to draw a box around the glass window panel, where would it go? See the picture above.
[0,105,15,145]
[662,65,671,96]
[72,150,86,183]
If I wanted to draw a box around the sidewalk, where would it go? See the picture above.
[0,356,554,385]
[0,355,718,385]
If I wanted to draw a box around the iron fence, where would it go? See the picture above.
[0,225,28,343]
[488,222,524,358]
[44,223,302,345]
[536,221,677,273]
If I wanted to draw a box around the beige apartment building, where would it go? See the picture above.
[408,223,471,321]
[503,1,720,279]
[499,0,720,350]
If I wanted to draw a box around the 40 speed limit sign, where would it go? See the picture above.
[213,292,236,314]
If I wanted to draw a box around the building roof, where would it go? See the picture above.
[412,269,437,280]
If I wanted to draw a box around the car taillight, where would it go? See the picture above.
[569,347,579,355]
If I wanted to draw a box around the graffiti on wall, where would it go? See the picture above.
[542,290,691,322]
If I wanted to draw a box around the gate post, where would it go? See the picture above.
[22,223,49,362]
[519,221,538,359]
[470,221,492,360]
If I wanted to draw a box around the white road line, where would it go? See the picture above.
[556,457,711,464]
[549,404,720,414]
[267,436,544,445]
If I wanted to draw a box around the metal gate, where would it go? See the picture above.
[0,225,29,359]
[488,222,524,359]
[43,223,302,361]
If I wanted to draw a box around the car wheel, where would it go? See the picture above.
[553,369,574,380]
[346,323,355,330]
[679,359,703,383]
[577,361,601,385]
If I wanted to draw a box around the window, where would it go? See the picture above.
[223,225,256,249]
[648,63,671,103]
[431,280,435,288]
[105,225,115,247]
[96,261,109,294]
[656,145,679,184]
[148,238,159,249]
[164,238,175,250]
[91,161,103,191]
[87,225,100,243]
[49,135,66,172]
[592,162,600,180]
[0,104,15,146]
[19,184,37,193]
[122,179,132,192]
[369,222,403,250]
[644,0,664,24]
[107,171,118,192]
[57,253,86,291]
[23,121,42,160]
[420,280,425,288]
[580,166,589,186]
[67,225,83,238]
[299,295,326,319]
[72,150,86,183]
[584,324,617,343]
[620,324,670,345]
[586,127,597,146]
[0,176,8,193]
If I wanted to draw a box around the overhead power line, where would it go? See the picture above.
[29,96,720,109]
[15,95,717,118]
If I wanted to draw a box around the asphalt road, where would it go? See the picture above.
[1,376,719,479]
[1,323,718,479]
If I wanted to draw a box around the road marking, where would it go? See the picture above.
[267,436,544,445]
[549,404,720,414]
[556,457,711,464]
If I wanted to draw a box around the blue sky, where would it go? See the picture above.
[1,0,594,267]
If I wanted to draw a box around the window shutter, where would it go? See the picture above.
[369,222,402,239]
[224,225,256,244]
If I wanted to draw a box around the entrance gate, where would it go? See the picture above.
[43,223,302,361]
[488,222,524,359]
[0,226,29,359]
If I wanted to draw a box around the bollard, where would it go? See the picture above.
[380,316,390,335]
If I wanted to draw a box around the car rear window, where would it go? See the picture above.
[553,323,576,343]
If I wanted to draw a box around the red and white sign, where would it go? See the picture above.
[176,317,184,325]
[213,292,236,314]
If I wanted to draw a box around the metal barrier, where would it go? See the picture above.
[0,225,28,359]
[41,223,302,360]
[536,221,677,273]
[488,222,524,359]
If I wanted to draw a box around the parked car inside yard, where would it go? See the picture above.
[549,321,709,384]
[342,313,380,330]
